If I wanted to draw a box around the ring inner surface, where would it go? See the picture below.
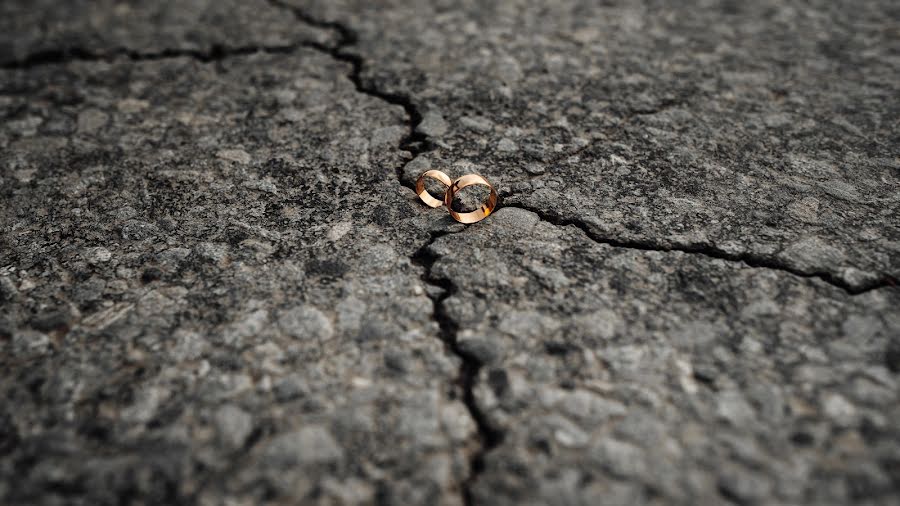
[449,184,490,213]
[446,175,497,224]
[416,170,451,208]
[423,177,449,201]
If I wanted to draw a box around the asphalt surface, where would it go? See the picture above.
[1,1,898,504]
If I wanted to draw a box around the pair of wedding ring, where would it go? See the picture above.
[416,170,498,224]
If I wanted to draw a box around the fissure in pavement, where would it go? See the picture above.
[268,1,501,503]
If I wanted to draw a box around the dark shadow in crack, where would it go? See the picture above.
[267,0,433,188]
[268,2,497,504]
[497,200,897,296]
[411,231,505,506]
[1,43,307,69]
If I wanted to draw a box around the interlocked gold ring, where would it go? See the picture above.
[415,170,452,208]
[444,174,498,224]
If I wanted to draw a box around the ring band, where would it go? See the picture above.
[415,170,452,208]
[444,174,498,224]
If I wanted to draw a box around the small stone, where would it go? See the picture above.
[224,310,269,345]
[460,115,493,133]
[121,387,165,424]
[489,207,540,230]
[383,349,410,374]
[171,329,207,361]
[819,179,861,203]
[117,98,150,113]
[574,310,621,341]
[403,155,432,186]
[328,221,352,242]
[264,426,344,466]
[524,162,546,175]
[216,149,252,164]
[783,237,847,273]
[12,330,50,356]
[371,125,406,146]
[84,247,112,264]
[786,197,821,224]
[717,464,774,504]
[498,310,560,340]
[13,169,36,184]
[273,375,308,401]
[441,403,476,442]
[716,390,756,427]
[8,116,43,136]
[416,111,448,137]
[77,109,108,134]
[591,439,646,478]
[277,305,333,341]
[336,297,366,334]
[195,242,228,262]
[497,138,517,152]
[549,416,590,448]
[30,309,72,332]
[822,393,857,427]
[558,390,626,422]
[0,277,18,302]
[157,247,191,269]
[362,244,400,273]
[241,178,277,193]
[215,405,254,450]
[457,331,500,364]
[121,220,158,240]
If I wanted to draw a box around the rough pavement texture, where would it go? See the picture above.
[1,1,898,505]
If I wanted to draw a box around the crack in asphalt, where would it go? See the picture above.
[266,1,499,503]
[0,43,309,69]
[410,232,504,505]
[264,0,431,180]
[499,201,897,295]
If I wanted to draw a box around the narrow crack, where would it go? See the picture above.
[500,201,897,295]
[266,0,432,184]
[268,1,498,503]
[0,43,310,69]
[410,232,504,505]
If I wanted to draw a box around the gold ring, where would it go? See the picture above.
[444,174,498,224]
[415,170,452,208]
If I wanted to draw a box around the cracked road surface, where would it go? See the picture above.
[1,1,898,505]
